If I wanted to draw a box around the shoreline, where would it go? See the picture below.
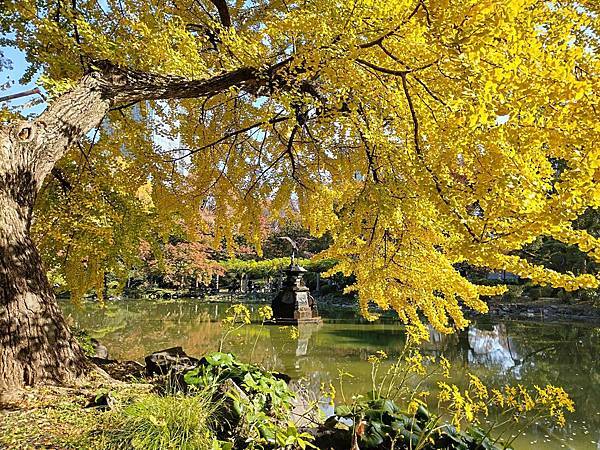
[469,299,600,324]
[58,293,600,325]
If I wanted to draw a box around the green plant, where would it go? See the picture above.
[101,389,220,450]
[250,305,274,360]
[502,285,525,302]
[218,304,251,352]
[328,395,502,450]
[273,423,317,450]
[323,344,575,450]
[71,326,96,357]
[184,352,304,449]
[525,284,541,301]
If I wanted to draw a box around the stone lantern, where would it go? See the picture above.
[271,257,322,325]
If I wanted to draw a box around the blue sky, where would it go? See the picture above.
[1,37,47,115]
[0,33,181,150]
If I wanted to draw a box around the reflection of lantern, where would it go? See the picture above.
[270,262,322,325]
[268,323,322,379]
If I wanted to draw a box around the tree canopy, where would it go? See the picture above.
[3,0,600,340]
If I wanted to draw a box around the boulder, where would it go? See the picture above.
[144,347,199,377]
[85,392,116,411]
[90,338,109,359]
[90,356,145,381]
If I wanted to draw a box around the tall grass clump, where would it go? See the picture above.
[101,388,220,450]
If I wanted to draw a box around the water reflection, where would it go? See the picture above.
[61,298,600,449]
[467,324,521,373]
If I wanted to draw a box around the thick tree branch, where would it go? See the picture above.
[378,43,447,106]
[27,59,286,187]
[208,0,232,27]
[51,167,72,192]
[25,53,325,196]
[92,60,261,104]
[356,58,436,76]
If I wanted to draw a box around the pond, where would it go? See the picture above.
[61,298,600,450]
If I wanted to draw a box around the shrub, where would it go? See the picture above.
[100,389,220,450]
[183,351,301,448]
[579,288,600,304]
[540,285,557,298]
[525,285,541,301]
[323,346,575,450]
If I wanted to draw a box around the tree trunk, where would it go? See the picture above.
[0,74,111,390]
[0,204,87,390]
[0,155,87,390]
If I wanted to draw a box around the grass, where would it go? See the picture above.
[0,380,220,450]
[101,389,221,450]
[0,383,119,449]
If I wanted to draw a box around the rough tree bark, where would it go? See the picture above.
[0,60,270,390]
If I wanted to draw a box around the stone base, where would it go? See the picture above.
[267,316,323,325]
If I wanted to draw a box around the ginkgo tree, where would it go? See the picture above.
[1,0,599,389]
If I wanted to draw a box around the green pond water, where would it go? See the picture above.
[61,298,600,450]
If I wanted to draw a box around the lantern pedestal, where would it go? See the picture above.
[270,263,322,325]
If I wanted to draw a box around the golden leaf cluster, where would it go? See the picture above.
[4,0,600,330]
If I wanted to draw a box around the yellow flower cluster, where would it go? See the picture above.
[438,381,488,429]
[404,351,427,376]
[222,304,251,327]
[439,356,452,379]
[534,385,575,427]
[438,380,575,429]
[367,350,388,365]
[320,382,337,406]
[278,326,299,340]
[468,374,488,400]
[258,305,273,321]
[407,395,428,416]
